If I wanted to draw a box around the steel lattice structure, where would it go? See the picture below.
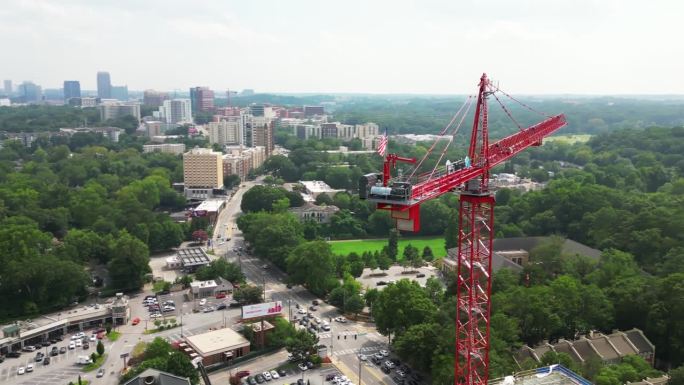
[360,74,567,385]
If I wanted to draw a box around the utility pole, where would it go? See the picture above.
[358,356,362,385]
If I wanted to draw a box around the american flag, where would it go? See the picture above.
[376,129,388,157]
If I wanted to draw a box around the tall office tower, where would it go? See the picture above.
[250,118,274,157]
[3,80,11,95]
[18,81,42,103]
[143,89,169,107]
[97,71,112,99]
[111,85,128,100]
[63,81,81,101]
[157,99,192,124]
[189,86,215,113]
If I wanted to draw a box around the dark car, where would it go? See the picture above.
[236,370,250,379]
[392,375,405,384]
[42,341,51,347]
[309,305,317,311]
[408,380,419,385]
[247,377,257,385]
[50,347,59,356]
[416,273,426,278]
[391,358,401,365]
[325,374,336,381]
[255,374,265,383]
[312,300,319,306]
[216,303,227,310]
[43,357,50,365]
[7,351,21,358]
[83,343,90,350]
[277,369,286,377]
[297,380,305,385]
[59,347,67,354]
[306,361,314,369]
[381,365,391,374]
[377,281,387,286]
[50,338,59,344]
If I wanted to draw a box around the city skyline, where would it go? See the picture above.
[1,0,683,94]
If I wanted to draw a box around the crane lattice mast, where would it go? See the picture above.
[359,73,567,385]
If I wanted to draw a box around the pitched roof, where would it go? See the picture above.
[588,336,620,361]
[625,329,655,353]
[492,237,602,260]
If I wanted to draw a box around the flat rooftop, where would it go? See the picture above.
[194,199,224,213]
[177,248,210,266]
[299,180,343,194]
[185,327,249,357]
[489,365,591,385]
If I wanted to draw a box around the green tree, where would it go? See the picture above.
[286,241,337,296]
[349,260,365,278]
[223,174,241,189]
[240,185,289,213]
[422,246,434,262]
[107,231,151,291]
[233,285,264,305]
[394,323,441,372]
[373,279,437,343]
[669,365,684,385]
[194,259,245,283]
[345,294,365,316]
[165,351,200,384]
[96,340,105,356]
[388,229,399,261]
[364,288,380,308]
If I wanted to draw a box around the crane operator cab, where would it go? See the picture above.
[445,156,472,174]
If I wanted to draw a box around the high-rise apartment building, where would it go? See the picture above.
[249,117,274,157]
[208,115,246,147]
[111,85,128,101]
[98,101,141,121]
[143,90,169,107]
[156,99,192,124]
[97,71,112,99]
[63,81,81,101]
[3,80,11,95]
[183,148,223,199]
[143,143,186,155]
[189,87,215,113]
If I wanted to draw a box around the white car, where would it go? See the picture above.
[17,367,25,375]
[199,299,207,306]
[297,362,308,371]
[297,308,306,314]
[150,313,162,318]
[75,339,82,347]
[380,350,389,357]
[335,316,347,323]
[89,335,96,342]
[270,370,279,379]
[262,371,272,380]
[26,363,34,372]
[358,354,367,361]
[69,342,76,350]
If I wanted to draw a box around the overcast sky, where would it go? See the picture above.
[1,0,682,94]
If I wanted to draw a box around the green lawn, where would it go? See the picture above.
[329,237,446,258]
[107,331,120,341]
[82,353,106,372]
[544,134,592,144]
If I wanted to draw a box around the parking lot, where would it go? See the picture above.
[356,265,439,290]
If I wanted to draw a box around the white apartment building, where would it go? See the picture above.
[156,99,192,124]
[222,146,265,181]
[98,101,141,121]
[208,115,246,146]
[183,148,223,199]
[289,121,379,142]
[143,143,186,155]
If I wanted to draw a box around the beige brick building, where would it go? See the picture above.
[183,148,223,199]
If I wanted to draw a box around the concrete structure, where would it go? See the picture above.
[143,89,170,107]
[208,116,245,146]
[63,80,81,101]
[0,293,130,355]
[59,126,123,142]
[192,199,225,223]
[626,375,670,385]
[97,71,111,99]
[190,86,215,113]
[489,365,592,385]
[177,247,211,273]
[143,143,186,155]
[491,173,546,192]
[517,329,656,366]
[183,148,223,199]
[189,277,234,299]
[222,146,265,181]
[124,368,191,385]
[156,99,192,124]
[300,180,345,199]
[288,203,340,224]
[99,101,141,121]
[184,327,250,365]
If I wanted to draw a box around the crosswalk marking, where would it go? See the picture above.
[332,345,382,356]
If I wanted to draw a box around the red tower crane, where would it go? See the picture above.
[360,74,567,385]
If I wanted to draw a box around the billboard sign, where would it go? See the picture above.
[241,301,283,320]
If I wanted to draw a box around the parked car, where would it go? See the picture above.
[312,300,319,305]
[97,368,106,378]
[26,363,34,372]
[150,313,162,318]
[380,350,389,357]
[17,366,25,375]
[277,369,286,377]
[59,347,67,354]
[236,370,250,378]
[50,347,59,356]
[247,376,257,385]
[199,298,207,306]
[43,357,50,365]
[83,343,90,350]
[22,346,36,352]
[215,293,226,299]
[255,374,265,383]
[306,361,314,369]
[68,342,76,350]
[202,306,215,313]
[358,354,367,361]
[416,273,426,278]
[309,306,317,311]
[262,371,272,380]
[7,351,21,358]
[270,370,279,379]
[132,317,140,325]
[297,362,308,371]
[377,281,387,286]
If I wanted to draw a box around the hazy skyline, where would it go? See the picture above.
[2,0,683,95]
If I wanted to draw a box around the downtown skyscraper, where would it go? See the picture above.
[97,71,111,99]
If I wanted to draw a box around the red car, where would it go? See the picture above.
[131,317,140,326]
[96,331,105,340]
[236,370,250,379]
[215,293,226,299]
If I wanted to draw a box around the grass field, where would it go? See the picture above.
[329,236,446,258]
[544,134,592,144]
